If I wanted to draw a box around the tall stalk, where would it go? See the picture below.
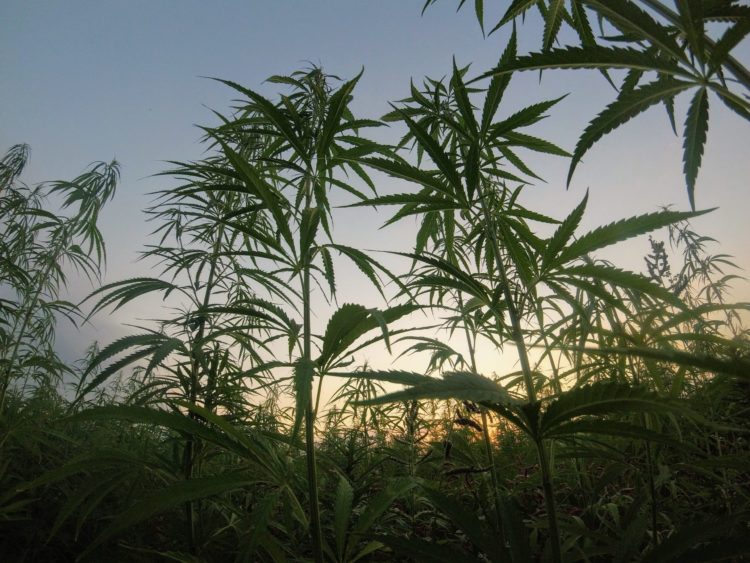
[477,185,561,563]
[301,178,323,563]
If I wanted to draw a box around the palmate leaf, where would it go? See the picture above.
[352,477,418,537]
[584,346,750,380]
[337,369,431,388]
[568,77,694,185]
[451,59,479,135]
[582,0,686,60]
[542,190,588,271]
[391,106,465,197]
[477,46,690,82]
[68,405,270,464]
[319,304,368,367]
[556,207,711,265]
[560,264,685,307]
[540,381,697,437]
[356,371,516,407]
[214,137,295,250]
[74,333,185,403]
[490,95,567,139]
[318,69,363,162]
[210,77,307,158]
[544,0,567,51]
[682,87,709,209]
[544,419,686,447]
[83,277,182,318]
[398,250,489,300]
[349,158,455,201]
[481,29,516,133]
[325,243,409,298]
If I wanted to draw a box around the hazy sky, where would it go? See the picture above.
[3,1,749,383]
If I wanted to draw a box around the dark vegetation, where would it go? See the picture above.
[2,1,749,561]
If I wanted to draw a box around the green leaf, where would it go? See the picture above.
[582,0,686,61]
[350,157,459,201]
[357,371,516,407]
[210,78,307,157]
[83,277,181,318]
[561,264,685,307]
[682,87,709,209]
[451,59,479,135]
[542,190,588,270]
[481,30,517,133]
[541,382,695,436]
[545,419,685,447]
[391,106,465,198]
[708,18,750,75]
[568,78,693,186]
[300,206,321,256]
[353,477,418,536]
[500,131,570,157]
[490,96,567,138]
[477,46,689,82]
[291,357,315,441]
[499,0,540,27]
[319,304,369,366]
[584,346,750,380]
[75,333,183,402]
[214,137,294,249]
[318,69,363,161]
[334,476,354,560]
[557,208,710,264]
[544,0,566,51]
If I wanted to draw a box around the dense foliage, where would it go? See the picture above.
[2,1,749,561]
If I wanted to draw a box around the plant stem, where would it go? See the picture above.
[536,438,563,563]
[476,185,562,561]
[303,257,324,563]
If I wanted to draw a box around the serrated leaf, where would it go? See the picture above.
[541,381,695,435]
[582,0,686,60]
[353,477,417,536]
[544,0,567,51]
[477,46,689,82]
[557,208,710,264]
[334,476,354,560]
[569,78,693,186]
[542,190,588,270]
[291,357,315,441]
[682,87,709,209]
[357,371,516,407]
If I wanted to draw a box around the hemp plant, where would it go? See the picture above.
[0,144,118,414]
[350,42,710,559]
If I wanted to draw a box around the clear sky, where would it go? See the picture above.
[2,1,749,383]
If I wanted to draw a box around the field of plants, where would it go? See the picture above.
[2,1,749,561]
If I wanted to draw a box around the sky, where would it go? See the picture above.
[2,1,749,395]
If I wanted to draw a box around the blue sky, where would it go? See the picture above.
[3,1,749,379]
